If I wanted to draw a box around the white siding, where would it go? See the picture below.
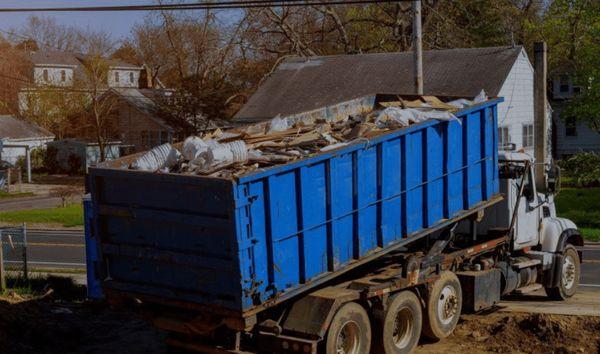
[553,103,600,158]
[496,49,535,153]
[33,66,74,86]
[108,69,141,88]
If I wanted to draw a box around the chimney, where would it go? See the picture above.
[533,42,548,192]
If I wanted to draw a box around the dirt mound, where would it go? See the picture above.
[418,312,600,354]
[0,299,165,354]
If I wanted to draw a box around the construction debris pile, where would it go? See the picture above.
[128,93,487,178]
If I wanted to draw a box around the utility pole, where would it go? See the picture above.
[412,0,423,95]
[533,42,548,192]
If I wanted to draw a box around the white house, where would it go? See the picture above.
[0,115,55,165]
[550,75,600,158]
[19,50,144,113]
[234,46,551,154]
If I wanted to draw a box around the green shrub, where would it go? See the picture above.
[16,147,48,173]
[558,152,600,187]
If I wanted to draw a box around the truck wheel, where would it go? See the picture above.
[325,302,371,354]
[546,245,580,300]
[422,271,462,341]
[377,290,422,354]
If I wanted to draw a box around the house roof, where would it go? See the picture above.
[234,46,523,122]
[0,115,54,140]
[28,50,81,67]
[111,88,174,131]
[29,50,141,70]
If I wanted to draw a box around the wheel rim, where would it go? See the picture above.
[562,254,577,290]
[335,320,360,354]
[392,307,414,350]
[437,285,459,326]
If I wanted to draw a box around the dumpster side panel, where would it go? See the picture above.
[90,170,243,312]
[235,101,501,311]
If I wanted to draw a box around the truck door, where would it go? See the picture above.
[515,166,540,248]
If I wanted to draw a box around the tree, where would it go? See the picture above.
[0,45,31,115]
[13,16,82,52]
[533,0,600,131]
[111,41,142,65]
[132,7,246,133]
[77,33,119,162]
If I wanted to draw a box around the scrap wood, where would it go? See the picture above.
[422,96,460,111]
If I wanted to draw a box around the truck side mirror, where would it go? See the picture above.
[547,164,561,195]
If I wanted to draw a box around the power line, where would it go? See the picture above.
[0,0,405,12]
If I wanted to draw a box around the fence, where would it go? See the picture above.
[0,224,28,292]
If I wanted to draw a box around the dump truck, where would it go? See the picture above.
[86,96,582,354]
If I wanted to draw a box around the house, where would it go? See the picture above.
[0,115,55,164]
[18,50,145,113]
[97,88,176,152]
[235,46,552,154]
[550,74,600,158]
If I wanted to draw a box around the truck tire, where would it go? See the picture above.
[376,290,422,354]
[422,271,462,341]
[546,245,580,300]
[325,302,371,354]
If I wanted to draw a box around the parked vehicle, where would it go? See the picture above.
[86,97,581,354]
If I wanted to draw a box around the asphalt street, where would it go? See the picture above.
[3,229,85,270]
[580,243,600,289]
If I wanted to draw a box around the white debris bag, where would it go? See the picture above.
[268,115,291,133]
[473,89,488,104]
[132,143,181,171]
[192,140,248,169]
[182,136,209,160]
[375,107,458,129]
[447,89,488,109]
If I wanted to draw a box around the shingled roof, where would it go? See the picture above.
[234,46,524,122]
[0,115,54,140]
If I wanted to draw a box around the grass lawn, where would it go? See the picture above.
[555,187,600,242]
[0,203,83,227]
[0,190,35,199]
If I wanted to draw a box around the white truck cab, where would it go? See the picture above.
[477,150,583,300]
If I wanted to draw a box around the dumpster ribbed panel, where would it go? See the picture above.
[234,100,501,311]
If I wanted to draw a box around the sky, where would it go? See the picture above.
[0,0,240,42]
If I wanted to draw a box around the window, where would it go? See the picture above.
[60,70,66,82]
[522,124,534,148]
[573,86,582,94]
[559,75,570,93]
[565,116,577,136]
[115,71,120,83]
[498,126,511,148]
[129,72,134,83]
[521,167,535,202]
[42,69,49,82]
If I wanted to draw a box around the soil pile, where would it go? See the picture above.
[418,312,600,354]
[0,299,165,354]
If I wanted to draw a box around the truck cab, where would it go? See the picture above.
[477,150,583,299]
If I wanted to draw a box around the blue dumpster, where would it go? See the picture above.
[89,98,502,319]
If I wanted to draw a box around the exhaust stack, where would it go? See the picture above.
[533,42,548,192]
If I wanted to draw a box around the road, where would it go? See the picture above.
[4,231,600,288]
[3,229,85,270]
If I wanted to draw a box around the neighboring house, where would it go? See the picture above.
[19,50,145,113]
[99,88,176,151]
[550,74,600,158]
[0,115,55,164]
[235,46,552,154]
